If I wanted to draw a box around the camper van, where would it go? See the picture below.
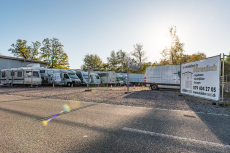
[90,73,101,85]
[144,65,180,90]
[76,71,101,85]
[59,70,81,87]
[116,73,125,86]
[1,67,41,86]
[92,71,116,85]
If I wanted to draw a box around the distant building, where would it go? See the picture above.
[0,55,49,70]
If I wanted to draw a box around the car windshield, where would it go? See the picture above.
[68,73,78,79]
[117,77,124,81]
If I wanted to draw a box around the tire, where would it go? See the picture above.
[67,82,71,87]
[151,85,157,90]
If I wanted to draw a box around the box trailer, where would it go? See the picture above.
[116,73,144,85]
[144,65,180,90]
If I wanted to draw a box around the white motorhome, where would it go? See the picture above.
[116,74,125,86]
[144,65,180,90]
[76,71,101,85]
[90,73,101,85]
[59,70,81,87]
[37,68,63,86]
[92,71,116,85]
[1,67,41,86]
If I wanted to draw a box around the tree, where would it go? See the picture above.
[82,54,103,71]
[8,39,41,60]
[40,38,69,69]
[160,26,184,65]
[131,43,147,63]
[107,50,119,68]
[186,52,206,62]
[27,41,41,60]
[8,39,30,59]
[117,50,130,68]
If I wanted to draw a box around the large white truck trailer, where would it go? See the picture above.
[144,65,181,90]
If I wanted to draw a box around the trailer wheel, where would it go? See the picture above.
[67,82,71,87]
[151,85,158,90]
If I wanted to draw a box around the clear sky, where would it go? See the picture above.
[0,0,230,69]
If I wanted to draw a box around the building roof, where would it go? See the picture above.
[0,55,50,65]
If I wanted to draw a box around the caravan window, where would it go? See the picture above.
[100,73,108,77]
[2,72,5,77]
[40,70,45,73]
[11,72,15,76]
[26,71,39,77]
[33,72,39,77]
[18,72,22,77]
[64,74,69,79]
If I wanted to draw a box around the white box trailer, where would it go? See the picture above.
[116,73,144,85]
[144,65,180,90]
[91,71,117,85]
[1,67,41,86]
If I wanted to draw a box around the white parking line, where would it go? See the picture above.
[122,127,230,149]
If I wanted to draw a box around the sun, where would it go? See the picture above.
[158,34,172,48]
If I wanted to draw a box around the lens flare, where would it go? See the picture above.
[63,104,71,113]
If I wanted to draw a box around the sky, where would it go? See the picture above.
[0,0,230,69]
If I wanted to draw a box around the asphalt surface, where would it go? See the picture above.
[0,94,230,153]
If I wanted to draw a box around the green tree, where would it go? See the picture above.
[40,38,69,69]
[107,50,119,69]
[117,50,130,68]
[160,26,184,65]
[27,41,41,60]
[8,39,29,59]
[82,54,103,71]
[8,39,41,60]
[131,43,147,63]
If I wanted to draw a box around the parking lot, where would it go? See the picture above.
[0,85,230,115]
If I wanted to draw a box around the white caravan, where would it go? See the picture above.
[91,71,116,85]
[1,67,41,86]
[144,65,180,90]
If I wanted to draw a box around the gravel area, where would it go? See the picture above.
[0,86,230,115]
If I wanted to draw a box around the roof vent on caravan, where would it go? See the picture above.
[27,64,40,67]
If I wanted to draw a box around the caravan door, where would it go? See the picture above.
[5,70,10,84]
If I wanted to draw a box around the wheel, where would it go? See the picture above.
[151,85,157,90]
[67,82,71,87]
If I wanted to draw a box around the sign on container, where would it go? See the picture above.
[180,55,220,101]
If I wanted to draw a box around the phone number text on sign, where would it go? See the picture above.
[193,86,216,92]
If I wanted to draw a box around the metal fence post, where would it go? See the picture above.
[222,53,224,102]
[88,67,90,90]
[31,68,33,87]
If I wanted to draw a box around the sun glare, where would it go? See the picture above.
[158,34,171,48]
